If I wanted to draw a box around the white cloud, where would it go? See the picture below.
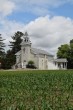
[24,16,73,45]
[12,0,71,7]
[0,0,15,17]
[0,15,73,55]
[0,0,73,55]
[0,0,72,17]
[9,0,73,16]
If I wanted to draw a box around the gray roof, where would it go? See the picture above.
[31,48,53,56]
[54,58,67,62]
[15,48,53,57]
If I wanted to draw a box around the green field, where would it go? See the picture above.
[0,70,73,110]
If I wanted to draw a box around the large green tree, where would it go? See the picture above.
[57,40,73,69]
[57,44,70,58]
[2,50,16,69]
[9,31,24,54]
[68,39,73,68]
[1,31,24,69]
[0,34,5,57]
[0,34,5,69]
[4,31,24,69]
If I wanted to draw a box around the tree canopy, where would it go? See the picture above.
[57,39,73,69]
[6,31,24,68]
[9,31,24,54]
[1,31,24,69]
[57,44,70,58]
[0,34,5,69]
[0,34,5,58]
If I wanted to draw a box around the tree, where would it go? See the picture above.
[0,34,5,58]
[57,44,70,58]
[2,50,16,69]
[9,31,24,54]
[5,31,24,69]
[1,31,24,69]
[0,34,5,69]
[68,39,73,68]
[57,40,73,69]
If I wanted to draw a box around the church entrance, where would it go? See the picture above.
[23,60,27,68]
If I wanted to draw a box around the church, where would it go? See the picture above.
[15,32,54,69]
[15,32,67,70]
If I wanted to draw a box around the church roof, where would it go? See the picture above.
[15,48,53,57]
[31,48,53,56]
[54,58,67,62]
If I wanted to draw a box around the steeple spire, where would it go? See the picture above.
[24,32,29,43]
[21,32,31,46]
[24,31,28,37]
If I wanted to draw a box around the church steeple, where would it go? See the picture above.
[24,32,29,43]
[21,32,31,68]
[21,32,31,46]
[24,31,28,37]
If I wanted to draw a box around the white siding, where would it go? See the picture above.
[48,61,59,70]
[30,53,39,68]
[38,55,48,70]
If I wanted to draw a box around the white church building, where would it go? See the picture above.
[15,32,67,70]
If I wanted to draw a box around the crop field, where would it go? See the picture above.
[0,70,73,110]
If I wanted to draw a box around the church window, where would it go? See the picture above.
[42,60,43,65]
[23,48,25,52]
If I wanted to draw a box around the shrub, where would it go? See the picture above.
[26,60,36,69]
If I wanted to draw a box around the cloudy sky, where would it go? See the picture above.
[0,0,73,55]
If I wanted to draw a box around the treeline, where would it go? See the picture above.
[0,31,73,69]
[0,31,24,69]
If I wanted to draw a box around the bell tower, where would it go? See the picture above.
[23,32,31,45]
[21,32,31,68]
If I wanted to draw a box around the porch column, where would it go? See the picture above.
[21,47,24,68]
[61,63,63,69]
[65,62,67,69]
[64,62,65,69]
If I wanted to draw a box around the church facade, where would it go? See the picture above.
[15,32,54,69]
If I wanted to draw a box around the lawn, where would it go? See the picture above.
[0,70,73,110]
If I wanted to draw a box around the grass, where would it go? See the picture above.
[0,70,73,110]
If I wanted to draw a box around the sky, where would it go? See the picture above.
[0,0,73,55]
